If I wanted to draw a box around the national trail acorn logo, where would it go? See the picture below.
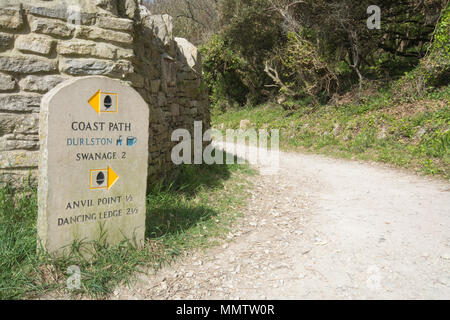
[103,95,112,109]
[89,166,119,190]
[96,171,105,185]
[88,90,118,114]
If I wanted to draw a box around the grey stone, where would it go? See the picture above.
[0,33,14,51]
[0,150,39,169]
[27,6,96,25]
[0,113,39,136]
[0,55,57,73]
[60,58,133,77]
[150,79,160,94]
[128,73,145,88]
[138,4,152,20]
[182,79,201,97]
[332,123,342,135]
[171,103,180,116]
[0,73,15,91]
[240,119,250,129]
[95,0,119,15]
[30,17,72,38]
[75,26,133,45]
[0,136,39,152]
[415,127,427,139]
[144,14,174,47]
[16,34,54,55]
[27,6,68,20]
[0,168,38,189]
[0,93,42,112]
[175,37,201,74]
[57,39,117,59]
[96,16,134,31]
[0,7,23,31]
[116,47,134,60]
[19,75,68,93]
[124,0,138,19]
[117,0,138,19]
[157,91,166,107]
[377,127,387,139]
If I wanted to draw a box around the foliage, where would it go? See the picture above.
[200,35,249,109]
[150,0,447,108]
[198,0,448,108]
[393,4,450,99]
[269,31,339,104]
[218,0,284,104]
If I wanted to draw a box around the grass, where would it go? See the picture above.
[212,85,449,179]
[0,160,255,299]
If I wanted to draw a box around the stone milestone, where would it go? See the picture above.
[38,76,149,255]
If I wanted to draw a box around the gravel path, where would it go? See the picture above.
[112,146,450,300]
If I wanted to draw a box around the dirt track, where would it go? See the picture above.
[112,146,450,299]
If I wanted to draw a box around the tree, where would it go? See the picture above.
[146,0,219,44]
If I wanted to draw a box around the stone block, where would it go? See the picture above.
[157,91,166,107]
[0,93,42,112]
[0,150,39,168]
[144,14,173,48]
[150,79,161,94]
[128,73,145,88]
[116,47,134,60]
[0,134,39,151]
[60,58,133,77]
[27,5,96,25]
[0,73,15,91]
[0,33,14,51]
[171,103,180,116]
[96,16,134,32]
[19,75,68,93]
[75,26,133,46]
[16,34,54,55]
[0,55,57,73]
[175,37,201,74]
[0,7,23,31]
[0,113,39,136]
[0,168,37,188]
[57,39,116,59]
[30,17,72,38]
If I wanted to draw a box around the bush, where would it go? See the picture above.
[200,34,249,109]
[393,5,450,99]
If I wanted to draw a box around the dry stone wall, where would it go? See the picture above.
[0,0,210,188]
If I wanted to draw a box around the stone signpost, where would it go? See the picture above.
[38,76,149,255]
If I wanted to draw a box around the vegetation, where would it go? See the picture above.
[0,162,255,299]
[149,0,449,178]
[149,0,448,105]
[213,86,449,178]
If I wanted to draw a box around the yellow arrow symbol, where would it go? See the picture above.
[107,165,119,190]
[88,89,101,115]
